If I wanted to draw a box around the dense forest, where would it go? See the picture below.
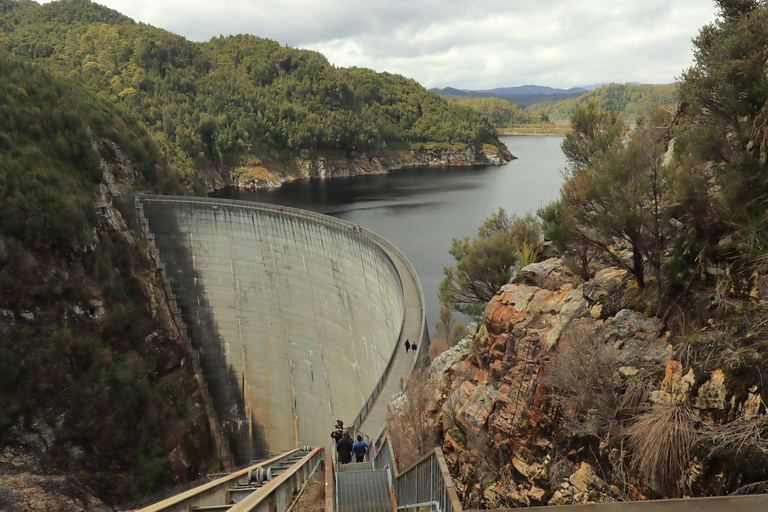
[532,83,678,123]
[433,85,586,108]
[447,97,551,127]
[0,50,212,505]
[0,0,502,178]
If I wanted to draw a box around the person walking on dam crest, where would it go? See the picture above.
[405,339,410,352]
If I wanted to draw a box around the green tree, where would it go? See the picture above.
[439,209,541,317]
[561,101,625,172]
[674,0,768,271]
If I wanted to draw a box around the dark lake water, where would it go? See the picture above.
[213,135,567,332]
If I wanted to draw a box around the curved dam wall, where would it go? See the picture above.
[115,196,408,463]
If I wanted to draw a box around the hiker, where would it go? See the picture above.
[337,430,354,464]
[330,420,343,445]
[411,342,417,354]
[404,339,410,353]
[352,434,370,463]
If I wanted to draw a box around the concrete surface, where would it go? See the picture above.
[115,196,425,463]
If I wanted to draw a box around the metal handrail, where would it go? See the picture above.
[372,431,461,512]
[136,449,303,512]
[229,447,325,512]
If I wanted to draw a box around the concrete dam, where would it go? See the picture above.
[114,196,426,465]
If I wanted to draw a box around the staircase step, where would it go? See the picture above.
[338,461,374,473]
[337,469,392,512]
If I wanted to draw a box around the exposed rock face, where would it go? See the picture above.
[0,473,107,512]
[225,143,515,191]
[0,410,108,512]
[423,258,768,507]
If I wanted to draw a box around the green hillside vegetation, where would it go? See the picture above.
[450,97,550,126]
[439,83,678,130]
[434,86,585,108]
[530,83,678,123]
[0,0,500,176]
[0,50,213,502]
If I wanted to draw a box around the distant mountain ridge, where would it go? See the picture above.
[433,83,651,96]
[476,85,588,95]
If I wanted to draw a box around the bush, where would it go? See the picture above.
[388,370,438,470]
[544,320,622,441]
[439,209,541,317]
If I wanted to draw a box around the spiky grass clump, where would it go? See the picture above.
[625,404,697,494]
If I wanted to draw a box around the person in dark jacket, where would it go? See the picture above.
[337,430,354,464]
[330,420,343,444]
[405,339,411,352]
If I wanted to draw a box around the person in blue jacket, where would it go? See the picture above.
[352,434,370,463]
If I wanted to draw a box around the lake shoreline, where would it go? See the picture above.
[212,135,566,332]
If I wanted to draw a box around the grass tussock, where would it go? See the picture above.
[625,404,697,494]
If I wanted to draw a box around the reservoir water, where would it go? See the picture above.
[214,135,567,332]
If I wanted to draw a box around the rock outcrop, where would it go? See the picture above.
[417,258,768,507]
[223,143,515,191]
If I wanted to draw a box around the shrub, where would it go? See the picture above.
[388,370,438,470]
[544,320,622,441]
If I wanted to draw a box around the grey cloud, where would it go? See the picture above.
[49,0,718,88]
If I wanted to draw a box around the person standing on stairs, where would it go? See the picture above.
[331,420,344,445]
[337,430,354,464]
[352,435,370,463]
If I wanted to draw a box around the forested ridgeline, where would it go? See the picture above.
[534,82,678,123]
[0,0,504,179]
[438,83,678,128]
[0,50,217,508]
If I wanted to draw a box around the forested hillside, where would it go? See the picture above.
[530,83,678,122]
[0,0,503,180]
[437,83,677,128]
[0,50,214,508]
[447,97,550,127]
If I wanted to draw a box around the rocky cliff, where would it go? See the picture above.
[211,143,515,191]
[415,258,768,508]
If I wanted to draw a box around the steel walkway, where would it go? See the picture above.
[336,461,394,512]
[356,242,426,438]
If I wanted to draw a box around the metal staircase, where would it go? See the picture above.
[335,461,394,512]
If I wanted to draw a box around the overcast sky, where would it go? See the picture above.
[49,0,719,90]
